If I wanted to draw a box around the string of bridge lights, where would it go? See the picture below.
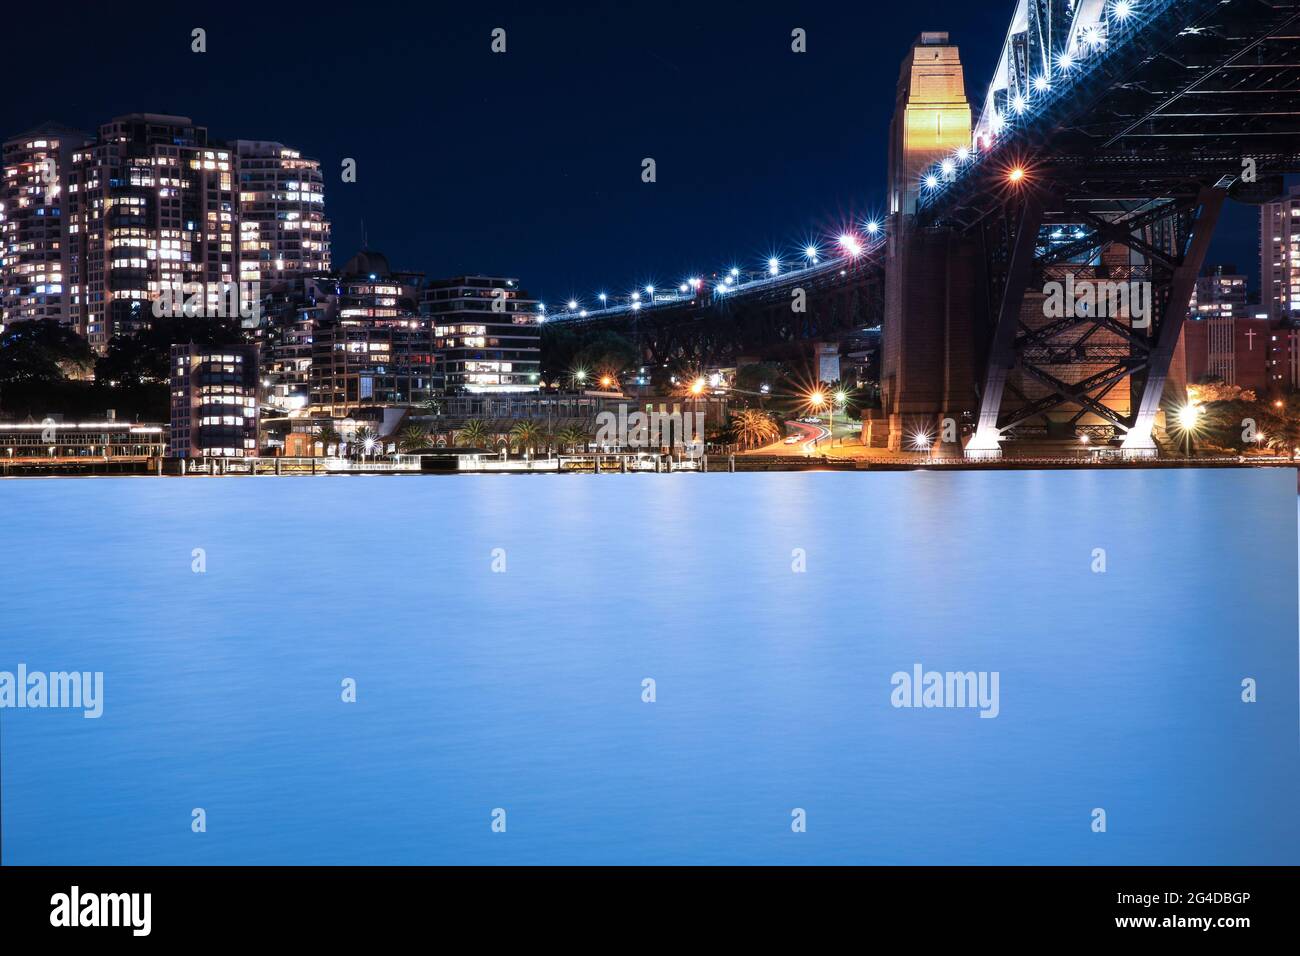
[542,221,885,320]
[544,2,1146,322]
[918,0,1143,200]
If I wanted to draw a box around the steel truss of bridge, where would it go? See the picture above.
[918,0,1300,454]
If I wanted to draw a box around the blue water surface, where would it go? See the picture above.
[2,468,1297,864]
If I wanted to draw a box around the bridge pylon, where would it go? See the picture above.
[881,32,978,453]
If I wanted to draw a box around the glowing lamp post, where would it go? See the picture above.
[1176,403,1201,458]
[808,390,827,448]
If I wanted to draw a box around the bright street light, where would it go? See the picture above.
[1175,403,1202,457]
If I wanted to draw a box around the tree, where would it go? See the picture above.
[509,420,543,458]
[734,362,782,403]
[541,325,639,386]
[397,424,431,452]
[731,409,782,449]
[1188,380,1256,405]
[456,419,488,448]
[573,331,638,381]
[556,424,590,452]
[0,320,95,384]
[316,424,340,456]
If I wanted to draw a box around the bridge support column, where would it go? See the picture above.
[1120,186,1227,455]
[881,224,980,452]
[966,195,1044,459]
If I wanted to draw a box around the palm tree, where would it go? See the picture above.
[316,424,340,457]
[456,419,488,448]
[732,409,781,449]
[397,424,431,452]
[509,420,543,459]
[556,424,590,453]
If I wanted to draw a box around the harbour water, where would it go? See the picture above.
[2,468,1297,864]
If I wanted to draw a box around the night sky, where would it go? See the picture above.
[3,1,1264,303]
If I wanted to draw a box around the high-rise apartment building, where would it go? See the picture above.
[65,114,240,352]
[422,276,541,393]
[169,342,260,458]
[2,115,332,350]
[233,140,330,291]
[1,123,87,330]
[1262,184,1300,321]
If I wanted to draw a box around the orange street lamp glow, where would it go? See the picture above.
[1008,166,1026,184]
[600,375,614,388]
[690,378,706,396]
[809,390,826,409]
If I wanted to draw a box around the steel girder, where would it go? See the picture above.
[967,180,1226,447]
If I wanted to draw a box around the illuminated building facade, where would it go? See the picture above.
[3,115,332,351]
[234,140,330,291]
[308,317,438,416]
[0,419,165,462]
[66,114,240,352]
[1182,313,1270,392]
[1267,326,1300,389]
[1189,265,1248,321]
[422,276,541,393]
[243,274,339,411]
[1,124,87,330]
[169,343,260,458]
[304,251,437,416]
[336,250,422,318]
[1262,184,1300,321]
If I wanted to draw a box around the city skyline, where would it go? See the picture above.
[0,3,1271,306]
[4,1,1300,907]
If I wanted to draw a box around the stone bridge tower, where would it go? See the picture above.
[878,33,976,452]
